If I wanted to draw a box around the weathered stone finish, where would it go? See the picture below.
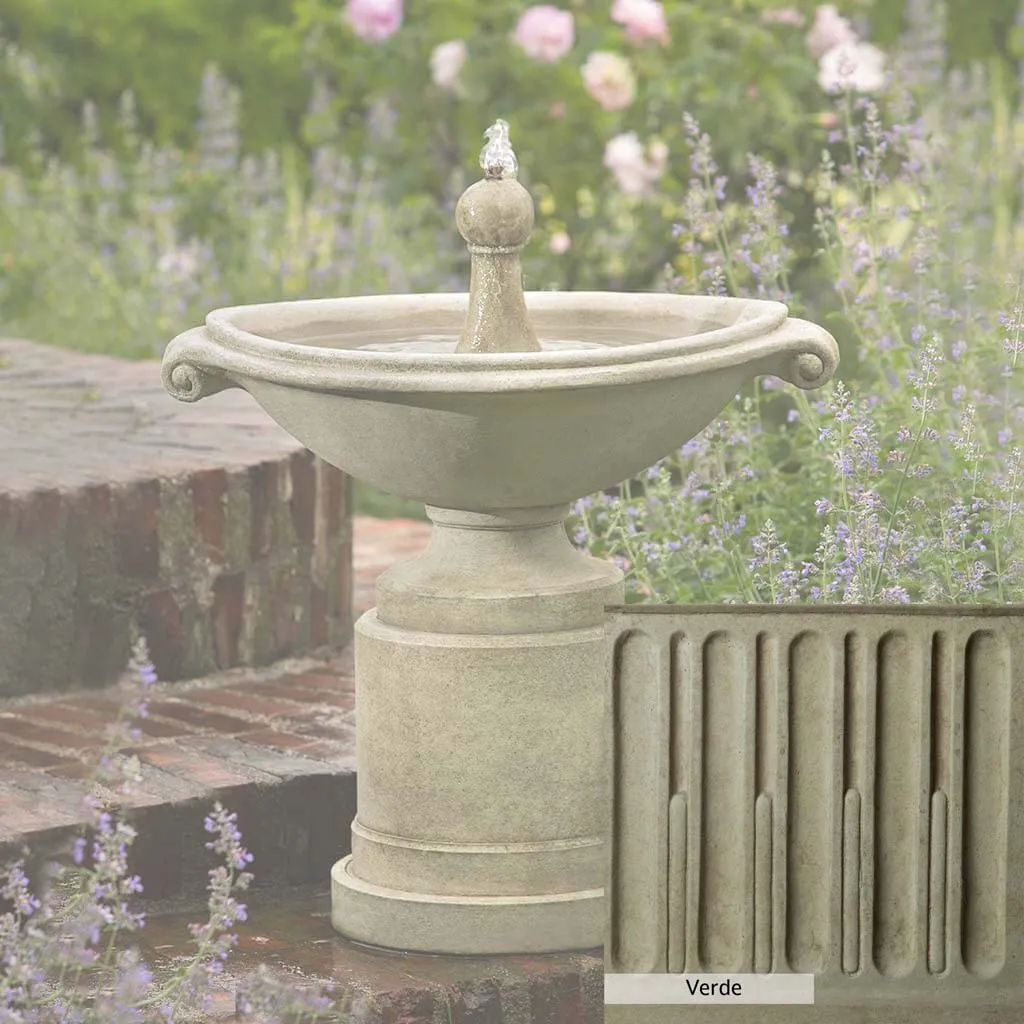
[607,604,1024,1019]
[331,505,622,953]
[455,174,540,354]
[0,339,352,695]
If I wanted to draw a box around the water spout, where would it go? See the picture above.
[455,119,541,354]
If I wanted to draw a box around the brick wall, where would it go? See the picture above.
[0,339,354,696]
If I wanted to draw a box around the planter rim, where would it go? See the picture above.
[606,603,1024,616]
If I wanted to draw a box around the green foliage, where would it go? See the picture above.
[2,0,1023,173]
[274,0,840,292]
[0,0,305,160]
[0,0,862,346]
[870,0,1023,67]
[4,0,1024,601]
[938,0,1019,64]
[0,117,459,358]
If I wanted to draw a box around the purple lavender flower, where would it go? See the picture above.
[195,64,240,174]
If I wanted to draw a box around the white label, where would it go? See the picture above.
[605,973,815,1005]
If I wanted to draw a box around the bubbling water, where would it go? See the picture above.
[480,119,517,179]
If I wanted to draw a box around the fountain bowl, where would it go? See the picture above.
[162,290,837,512]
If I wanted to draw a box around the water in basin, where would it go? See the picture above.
[358,334,606,354]
[269,327,655,352]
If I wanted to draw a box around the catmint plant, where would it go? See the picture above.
[572,42,1024,606]
[0,637,336,1023]
[0,67,456,359]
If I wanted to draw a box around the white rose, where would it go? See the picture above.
[818,41,886,94]
[603,132,668,195]
[604,133,649,194]
[430,40,467,91]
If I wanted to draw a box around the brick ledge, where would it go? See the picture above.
[0,337,354,695]
[0,636,603,1023]
[0,645,357,902]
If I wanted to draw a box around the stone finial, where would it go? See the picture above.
[455,120,541,354]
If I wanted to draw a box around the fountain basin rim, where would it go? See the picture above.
[202,292,790,371]
[163,312,837,400]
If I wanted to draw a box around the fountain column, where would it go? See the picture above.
[330,122,623,954]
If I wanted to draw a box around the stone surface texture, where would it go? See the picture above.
[0,338,353,696]
[608,604,1024,1019]
[455,169,541,354]
[350,514,431,616]
[608,1010,1021,1024]
[160,292,837,512]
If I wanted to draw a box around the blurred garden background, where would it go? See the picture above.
[1,0,1023,603]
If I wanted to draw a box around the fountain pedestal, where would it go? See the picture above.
[331,504,622,953]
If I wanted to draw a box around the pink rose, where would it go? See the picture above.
[611,0,670,46]
[549,231,572,254]
[760,7,806,27]
[513,5,575,62]
[344,0,403,42]
[430,40,467,91]
[805,4,858,60]
[581,51,637,111]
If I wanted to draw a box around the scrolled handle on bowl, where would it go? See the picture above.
[161,326,241,403]
[760,317,840,390]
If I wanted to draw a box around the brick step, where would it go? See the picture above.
[0,626,602,1023]
[0,512,434,897]
[0,338,353,696]
[0,646,357,902]
[141,887,602,1024]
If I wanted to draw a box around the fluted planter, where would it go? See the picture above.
[607,604,1024,1020]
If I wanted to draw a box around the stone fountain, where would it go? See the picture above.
[161,120,839,956]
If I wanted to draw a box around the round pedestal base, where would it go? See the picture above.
[330,504,623,955]
[331,856,603,955]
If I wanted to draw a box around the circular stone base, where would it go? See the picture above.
[330,856,603,955]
